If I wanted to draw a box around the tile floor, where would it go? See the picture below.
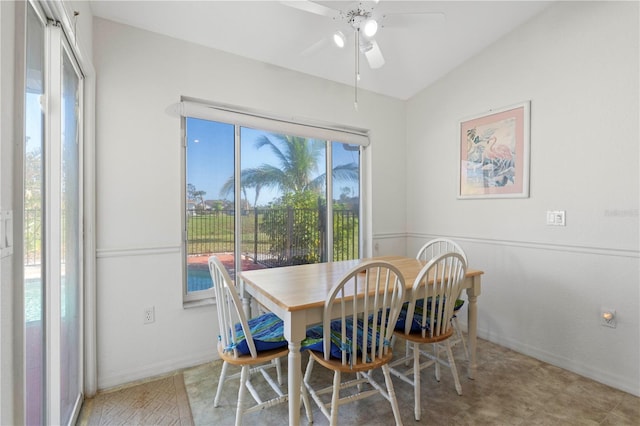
[182,338,640,425]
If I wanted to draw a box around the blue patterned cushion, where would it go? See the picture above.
[225,312,287,355]
[395,298,464,333]
[302,317,384,362]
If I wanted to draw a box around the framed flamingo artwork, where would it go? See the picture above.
[458,101,530,199]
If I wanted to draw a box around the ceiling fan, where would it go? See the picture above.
[281,1,445,70]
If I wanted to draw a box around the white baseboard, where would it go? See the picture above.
[98,349,216,391]
[478,328,640,397]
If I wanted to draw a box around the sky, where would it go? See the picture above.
[186,117,360,206]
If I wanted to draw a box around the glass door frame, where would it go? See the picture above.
[55,22,85,425]
[18,1,90,424]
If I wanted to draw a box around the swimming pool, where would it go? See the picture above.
[187,268,213,292]
[25,277,69,323]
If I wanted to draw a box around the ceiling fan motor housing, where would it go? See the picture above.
[344,7,379,39]
[346,8,371,29]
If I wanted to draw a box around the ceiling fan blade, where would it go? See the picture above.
[380,11,446,28]
[280,1,340,19]
[364,40,385,69]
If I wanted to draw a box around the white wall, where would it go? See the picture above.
[92,18,406,388]
[406,1,639,395]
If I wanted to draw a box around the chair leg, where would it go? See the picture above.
[444,341,462,396]
[274,358,283,385]
[392,335,411,366]
[452,316,470,360]
[214,361,229,407]
[236,366,249,426]
[413,343,421,421]
[302,357,315,424]
[330,371,341,426]
[381,364,403,426]
[405,340,411,366]
[433,343,441,382]
[300,381,313,424]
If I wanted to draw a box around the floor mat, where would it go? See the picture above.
[78,373,194,426]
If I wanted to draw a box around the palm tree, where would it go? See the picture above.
[187,183,206,210]
[220,134,358,206]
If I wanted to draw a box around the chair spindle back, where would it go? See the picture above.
[407,252,467,340]
[323,261,405,366]
[209,256,257,358]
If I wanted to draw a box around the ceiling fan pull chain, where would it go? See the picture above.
[354,29,359,111]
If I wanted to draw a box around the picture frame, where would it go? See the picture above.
[458,101,530,199]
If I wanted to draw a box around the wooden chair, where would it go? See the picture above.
[209,256,288,426]
[301,261,406,426]
[388,252,467,421]
[416,238,470,360]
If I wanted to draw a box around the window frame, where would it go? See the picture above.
[179,100,370,305]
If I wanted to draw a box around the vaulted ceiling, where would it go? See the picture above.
[89,1,553,100]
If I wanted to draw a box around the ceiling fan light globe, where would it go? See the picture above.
[333,31,346,48]
[359,40,373,53]
[363,18,378,38]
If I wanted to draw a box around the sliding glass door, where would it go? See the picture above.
[24,4,45,424]
[59,31,83,425]
[23,2,84,424]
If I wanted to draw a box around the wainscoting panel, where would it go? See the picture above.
[407,234,640,396]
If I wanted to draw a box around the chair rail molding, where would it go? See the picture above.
[407,233,639,258]
[96,245,181,258]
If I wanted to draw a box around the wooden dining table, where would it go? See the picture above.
[239,255,484,426]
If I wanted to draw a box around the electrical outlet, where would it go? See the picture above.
[601,308,616,328]
[144,306,155,324]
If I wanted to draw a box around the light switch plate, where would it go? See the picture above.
[546,210,566,226]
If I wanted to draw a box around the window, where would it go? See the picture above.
[180,100,368,303]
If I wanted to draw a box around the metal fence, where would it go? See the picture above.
[188,207,359,267]
[24,209,42,266]
[23,207,359,268]
[25,209,71,266]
